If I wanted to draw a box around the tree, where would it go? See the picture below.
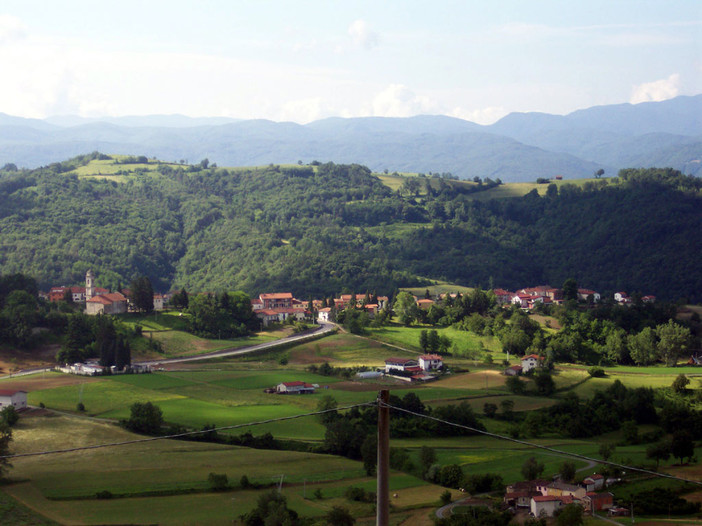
[505,375,526,395]
[521,457,544,480]
[500,399,515,420]
[324,506,355,526]
[316,395,338,425]
[562,278,578,302]
[394,291,419,326]
[622,420,639,444]
[559,461,576,482]
[360,434,377,476]
[671,430,695,464]
[0,406,19,427]
[557,503,583,526]
[533,371,555,396]
[124,401,163,435]
[598,443,615,462]
[646,441,671,468]
[656,320,691,366]
[129,276,154,313]
[419,446,437,478]
[483,403,498,418]
[171,288,189,310]
[0,422,12,478]
[672,374,690,394]
[628,327,658,365]
[594,169,605,179]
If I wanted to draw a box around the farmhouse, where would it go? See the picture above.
[384,358,420,374]
[530,495,563,518]
[583,492,613,512]
[276,381,316,394]
[582,474,605,492]
[577,288,601,302]
[418,354,443,371]
[86,292,128,315]
[504,365,523,376]
[521,354,543,373]
[0,390,27,410]
[254,292,308,326]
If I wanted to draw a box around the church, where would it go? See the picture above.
[84,270,128,315]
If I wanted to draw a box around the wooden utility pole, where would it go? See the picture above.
[377,389,390,526]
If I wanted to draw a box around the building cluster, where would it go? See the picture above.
[491,285,656,310]
[504,475,616,518]
[43,270,169,315]
[383,354,444,381]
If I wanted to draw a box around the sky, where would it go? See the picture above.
[0,0,700,124]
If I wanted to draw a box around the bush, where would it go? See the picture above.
[588,366,605,377]
[207,472,229,491]
[344,486,374,502]
[95,490,113,499]
[0,406,19,426]
[314,488,323,500]
[440,489,452,505]
[76,402,85,412]
[240,474,251,489]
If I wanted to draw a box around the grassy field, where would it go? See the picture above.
[2,411,452,525]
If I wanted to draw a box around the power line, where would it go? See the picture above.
[381,401,702,488]
[0,401,375,460]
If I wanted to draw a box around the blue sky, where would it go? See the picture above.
[1,0,700,123]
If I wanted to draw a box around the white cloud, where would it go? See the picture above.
[630,74,680,104]
[370,84,438,117]
[450,106,508,125]
[279,97,329,123]
[348,19,379,49]
[0,15,26,45]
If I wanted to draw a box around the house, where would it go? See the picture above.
[504,365,523,376]
[577,289,601,302]
[512,294,532,309]
[0,390,27,410]
[276,381,315,394]
[545,481,587,499]
[582,474,605,492]
[521,354,543,373]
[531,496,563,518]
[317,307,331,322]
[416,299,435,310]
[259,292,294,310]
[642,295,656,303]
[384,358,419,374]
[504,490,540,508]
[583,492,613,512]
[418,354,443,371]
[614,292,631,304]
[493,289,514,305]
[85,292,128,315]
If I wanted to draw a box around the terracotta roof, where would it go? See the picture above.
[260,293,293,300]
[0,389,26,396]
[533,496,560,502]
[385,358,417,365]
[419,354,442,360]
[523,354,543,361]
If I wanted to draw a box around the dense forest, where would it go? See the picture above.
[0,155,701,302]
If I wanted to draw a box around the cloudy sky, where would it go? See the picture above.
[1,0,700,124]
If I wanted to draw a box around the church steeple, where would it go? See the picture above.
[86,269,95,300]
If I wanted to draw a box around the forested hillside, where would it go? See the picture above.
[1,156,701,302]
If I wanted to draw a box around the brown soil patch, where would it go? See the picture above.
[289,348,334,365]
[0,374,97,392]
[0,344,58,375]
[530,314,561,330]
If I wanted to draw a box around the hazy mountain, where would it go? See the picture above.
[0,96,699,181]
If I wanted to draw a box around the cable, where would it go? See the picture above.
[381,401,702,488]
[0,401,375,460]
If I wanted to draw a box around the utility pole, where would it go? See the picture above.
[377,390,390,526]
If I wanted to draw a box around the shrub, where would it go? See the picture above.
[588,366,605,377]
[95,490,113,499]
[440,489,452,505]
[207,472,229,491]
[76,402,85,412]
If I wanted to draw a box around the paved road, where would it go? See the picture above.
[0,322,337,378]
[137,321,337,366]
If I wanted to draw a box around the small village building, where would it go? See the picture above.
[583,492,613,512]
[276,381,315,394]
[356,371,383,379]
[153,294,166,311]
[260,293,294,310]
[545,481,587,499]
[614,292,631,304]
[531,496,563,518]
[493,289,514,305]
[582,474,605,492]
[317,307,331,322]
[512,294,532,309]
[504,491,540,508]
[521,354,543,373]
[418,354,443,371]
[384,358,419,374]
[577,288,601,302]
[642,295,656,303]
[85,292,128,315]
[416,299,435,310]
[504,365,523,376]
[0,390,27,410]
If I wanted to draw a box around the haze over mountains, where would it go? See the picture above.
[1,95,700,182]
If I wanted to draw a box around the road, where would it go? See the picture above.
[137,321,337,366]
[0,322,337,378]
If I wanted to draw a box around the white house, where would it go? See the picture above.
[384,358,419,374]
[583,474,605,492]
[317,307,331,322]
[577,289,601,302]
[614,292,631,304]
[276,381,315,394]
[530,496,563,518]
[521,354,543,373]
[418,354,443,371]
[0,389,27,410]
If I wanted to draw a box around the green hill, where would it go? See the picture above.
[1,155,701,301]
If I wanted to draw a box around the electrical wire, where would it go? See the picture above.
[0,401,375,460]
[380,400,702,487]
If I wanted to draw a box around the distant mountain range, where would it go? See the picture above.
[1,95,700,182]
